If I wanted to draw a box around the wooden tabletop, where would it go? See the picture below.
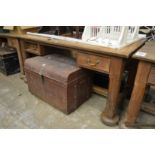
[133,40,155,63]
[0,33,146,58]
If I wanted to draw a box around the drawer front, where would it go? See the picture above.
[24,41,44,55]
[148,65,155,85]
[77,53,110,73]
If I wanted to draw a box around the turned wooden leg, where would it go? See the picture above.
[124,61,151,126]
[101,57,125,126]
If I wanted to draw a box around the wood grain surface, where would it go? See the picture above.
[0,33,146,58]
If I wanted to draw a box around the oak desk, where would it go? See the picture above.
[123,41,155,127]
[0,33,146,126]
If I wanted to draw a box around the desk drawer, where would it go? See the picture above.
[148,65,155,85]
[77,53,110,73]
[24,41,44,55]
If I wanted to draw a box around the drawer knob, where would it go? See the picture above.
[87,59,100,67]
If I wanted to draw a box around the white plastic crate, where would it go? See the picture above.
[82,26,144,48]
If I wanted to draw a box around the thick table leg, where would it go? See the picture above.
[101,57,125,126]
[124,61,151,126]
[19,40,27,66]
